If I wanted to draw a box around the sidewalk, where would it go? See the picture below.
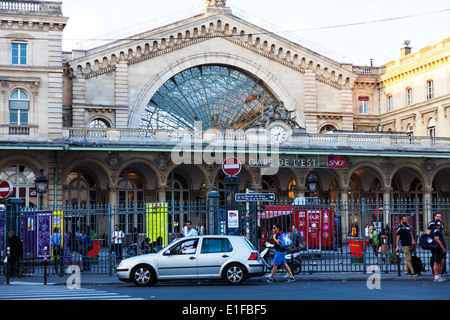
[0,271,440,286]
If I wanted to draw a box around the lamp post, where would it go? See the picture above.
[306,171,319,193]
[35,168,49,210]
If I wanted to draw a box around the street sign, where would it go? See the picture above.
[235,193,275,202]
[0,180,13,199]
[222,157,242,176]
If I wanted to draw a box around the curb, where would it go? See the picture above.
[1,272,442,286]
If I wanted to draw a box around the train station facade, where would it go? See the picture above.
[1,1,450,236]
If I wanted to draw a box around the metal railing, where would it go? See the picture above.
[1,199,448,276]
[64,127,450,151]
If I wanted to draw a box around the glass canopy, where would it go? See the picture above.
[140,65,279,131]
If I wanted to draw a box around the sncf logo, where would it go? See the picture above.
[328,156,347,168]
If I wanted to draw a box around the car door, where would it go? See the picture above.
[197,237,235,278]
[158,238,199,279]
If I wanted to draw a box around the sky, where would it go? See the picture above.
[60,0,450,66]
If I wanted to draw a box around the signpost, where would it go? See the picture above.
[235,193,275,202]
[0,181,13,199]
[222,157,242,176]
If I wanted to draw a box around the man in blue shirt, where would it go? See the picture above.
[264,223,295,283]
[432,220,447,283]
[50,227,63,276]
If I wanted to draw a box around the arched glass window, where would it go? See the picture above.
[141,65,279,131]
[427,118,436,137]
[407,124,414,136]
[118,171,144,207]
[9,89,29,125]
[89,119,110,128]
[0,165,36,207]
[66,172,98,207]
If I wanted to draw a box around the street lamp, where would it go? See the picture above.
[306,171,319,192]
[35,168,49,209]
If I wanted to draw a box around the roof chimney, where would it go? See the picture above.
[401,40,412,57]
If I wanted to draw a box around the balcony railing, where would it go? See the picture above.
[0,124,39,137]
[64,127,450,152]
[0,0,63,16]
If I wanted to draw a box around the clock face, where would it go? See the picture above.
[270,126,287,143]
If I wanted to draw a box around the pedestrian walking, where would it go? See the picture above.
[427,212,447,276]
[395,215,416,276]
[50,227,63,276]
[431,220,447,282]
[112,224,125,261]
[67,229,82,269]
[6,231,23,278]
[372,225,379,255]
[264,223,295,283]
[290,225,304,250]
[380,225,390,263]
[80,229,92,271]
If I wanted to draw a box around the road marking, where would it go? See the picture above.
[0,284,142,300]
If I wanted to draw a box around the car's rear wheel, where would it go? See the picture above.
[223,263,247,285]
[131,264,157,286]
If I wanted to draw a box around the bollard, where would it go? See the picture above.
[396,251,401,277]
[6,247,10,285]
[43,246,48,285]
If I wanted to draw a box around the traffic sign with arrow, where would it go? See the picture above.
[235,193,275,202]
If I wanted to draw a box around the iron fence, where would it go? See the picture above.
[1,199,448,276]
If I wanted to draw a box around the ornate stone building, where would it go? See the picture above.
[1,1,450,232]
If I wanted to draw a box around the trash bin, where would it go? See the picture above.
[347,238,368,264]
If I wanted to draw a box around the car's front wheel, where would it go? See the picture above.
[223,263,247,285]
[131,264,157,287]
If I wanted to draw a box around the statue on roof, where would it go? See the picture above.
[206,0,227,7]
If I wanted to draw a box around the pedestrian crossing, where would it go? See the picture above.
[0,283,143,300]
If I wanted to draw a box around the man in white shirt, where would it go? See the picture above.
[184,221,198,237]
[182,221,198,249]
[112,225,124,261]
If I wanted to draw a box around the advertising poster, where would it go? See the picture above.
[228,210,239,235]
[146,203,168,246]
[51,211,64,260]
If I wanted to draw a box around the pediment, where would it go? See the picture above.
[67,10,356,89]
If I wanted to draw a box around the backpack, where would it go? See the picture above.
[411,253,424,275]
[278,232,293,250]
[418,233,438,250]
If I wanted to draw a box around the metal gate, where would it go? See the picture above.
[1,198,449,276]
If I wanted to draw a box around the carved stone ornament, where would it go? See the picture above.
[105,152,122,168]
[206,0,227,7]
[421,159,436,173]
[251,102,303,130]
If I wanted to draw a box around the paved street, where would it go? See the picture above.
[1,273,449,301]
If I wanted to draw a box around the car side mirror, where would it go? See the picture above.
[164,248,177,256]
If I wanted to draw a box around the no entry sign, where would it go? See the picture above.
[222,157,242,176]
[0,180,13,199]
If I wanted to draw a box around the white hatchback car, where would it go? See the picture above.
[116,235,264,286]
